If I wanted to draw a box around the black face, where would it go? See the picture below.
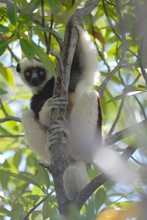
[24,66,46,86]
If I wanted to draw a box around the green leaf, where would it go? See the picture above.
[95,187,106,211]
[0,40,9,55]
[0,88,7,95]
[7,0,17,25]
[0,170,9,189]
[20,38,35,60]
[0,24,10,32]
[0,207,11,217]
[11,203,23,220]
[43,199,50,220]
[10,171,41,188]
[13,150,22,168]
[32,42,56,77]
[22,0,40,14]
[0,64,15,87]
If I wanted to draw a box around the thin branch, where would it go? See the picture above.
[0,117,21,123]
[105,119,147,146]
[47,13,54,54]
[108,95,126,135]
[0,134,24,138]
[75,173,108,209]
[138,46,147,85]
[41,0,50,54]
[50,50,63,74]
[98,61,122,97]
[0,99,21,123]
[102,0,121,40]
[7,45,19,62]
[134,96,147,120]
[23,194,50,220]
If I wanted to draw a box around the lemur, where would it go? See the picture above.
[16,23,102,200]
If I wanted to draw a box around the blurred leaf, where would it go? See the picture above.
[9,171,42,188]
[21,0,40,14]
[13,150,22,168]
[6,0,17,25]
[95,188,106,211]
[0,64,15,87]
[43,198,50,220]
[20,38,35,59]
[36,163,50,188]
[0,170,9,189]
[31,211,43,220]
[32,42,56,77]
[11,202,23,220]
[0,207,11,217]
[0,24,10,32]
[0,40,9,55]
[93,30,105,45]
[0,88,7,95]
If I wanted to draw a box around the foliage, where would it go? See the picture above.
[0,0,147,219]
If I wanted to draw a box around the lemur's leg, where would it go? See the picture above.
[69,90,102,163]
[21,110,51,163]
[63,90,102,200]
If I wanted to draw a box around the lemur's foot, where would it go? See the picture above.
[46,96,67,109]
[45,119,70,151]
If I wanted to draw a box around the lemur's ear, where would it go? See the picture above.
[16,63,21,73]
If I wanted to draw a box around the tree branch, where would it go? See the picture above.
[23,194,50,220]
[75,173,108,209]
[48,0,102,215]
[0,134,24,138]
[79,0,101,19]
[41,0,50,54]
[98,61,122,97]
[105,119,147,146]
[0,99,21,123]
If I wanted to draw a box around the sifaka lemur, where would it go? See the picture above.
[16,22,102,200]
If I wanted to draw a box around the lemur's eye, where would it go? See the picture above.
[25,72,31,77]
[39,71,44,75]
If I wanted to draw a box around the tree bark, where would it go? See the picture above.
[47,0,101,216]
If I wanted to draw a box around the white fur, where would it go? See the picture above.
[21,109,51,163]
[39,100,52,128]
[69,90,99,162]
[75,29,98,99]
[63,161,89,200]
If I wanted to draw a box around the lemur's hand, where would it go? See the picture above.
[39,96,67,127]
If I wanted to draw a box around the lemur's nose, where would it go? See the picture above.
[31,77,40,86]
